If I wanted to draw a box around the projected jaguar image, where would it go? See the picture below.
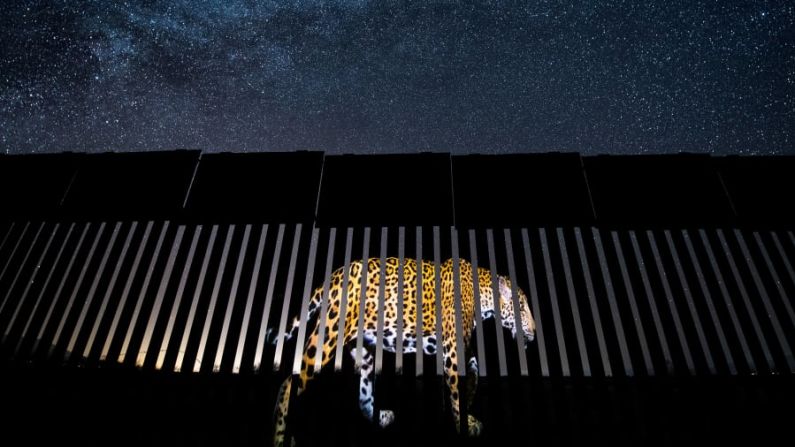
[268,257,536,447]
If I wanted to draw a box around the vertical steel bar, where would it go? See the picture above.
[647,230,695,375]
[35,223,90,356]
[16,223,75,355]
[487,229,509,377]
[539,228,568,376]
[433,226,443,376]
[717,229,775,372]
[50,222,106,358]
[100,221,153,362]
[64,222,122,361]
[415,226,423,376]
[157,225,202,370]
[451,227,467,376]
[175,225,218,372]
[273,224,303,371]
[375,227,388,374]
[194,225,236,372]
[0,221,30,285]
[291,227,320,374]
[682,230,736,375]
[0,221,43,316]
[574,227,611,377]
[254,224,284,372]
[233,224,267,374]
[755,232,795,344]
[117,221,170,364]
[611,231,654,375]
[735,230,795,372]
[0,222,15,254]
[334,228,354,372]
[83,222,138,359]
[772,233,795,351]
[135,225,186,367]
[700,229,756,373]
[467,229,487,377]
[213,224,251,372]
[557,227,591,376]
[772,232,795,300]
[396,226,405,373]
[665,230,716,374]
[520,228,548,377]
[503,228,529,376]
[593,228,634,376]
[629,230,673,375]
[313,228,336,374]
[354,227,370,369]
[4,223,60,344]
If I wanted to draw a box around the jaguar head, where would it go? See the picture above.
[498,275,536,348]
[479,270,536,348]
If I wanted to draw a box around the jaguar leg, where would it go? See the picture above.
[465,356,482,436]
[274,307,342,447]
[273,376,292,447]
[349,346,395,427]
[441,341,463,434]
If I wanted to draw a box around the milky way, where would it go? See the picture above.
[1,1,793,155]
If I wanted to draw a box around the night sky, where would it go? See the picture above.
[1,1,793,155]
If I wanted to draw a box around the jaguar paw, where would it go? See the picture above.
[467,415,483,437]
[379,409,396,428]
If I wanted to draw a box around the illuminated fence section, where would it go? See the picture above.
[3,152,795,447]
[1,221,795,379]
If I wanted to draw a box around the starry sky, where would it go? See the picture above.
[1,1,793,155]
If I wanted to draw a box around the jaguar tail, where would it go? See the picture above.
[265,286,325,346]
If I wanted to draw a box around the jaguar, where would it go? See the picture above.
[271,257,535,446]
